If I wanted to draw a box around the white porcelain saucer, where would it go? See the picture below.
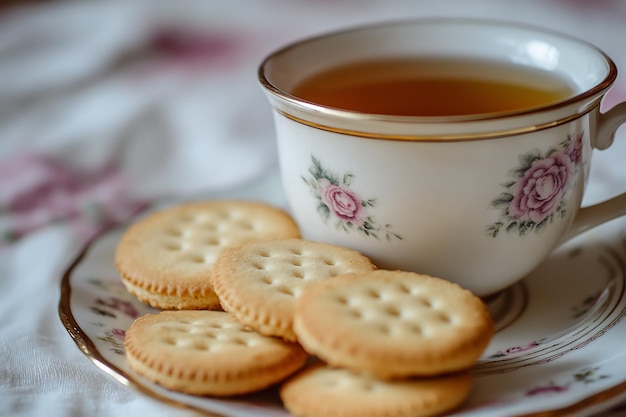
[58,178,626,417]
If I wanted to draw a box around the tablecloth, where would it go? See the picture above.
[2,1,626,416]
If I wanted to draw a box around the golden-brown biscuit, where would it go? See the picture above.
[212,238,375,341]
[294,270,494,379]
[124,310,308,396]
[115,200,300,310]
[281,363,472,417]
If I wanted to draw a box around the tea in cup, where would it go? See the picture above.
[259,19,626,296]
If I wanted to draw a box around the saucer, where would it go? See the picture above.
[59,195,626,416]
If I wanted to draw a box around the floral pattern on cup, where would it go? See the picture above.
[302,155,402,241]
[487,133,583,238]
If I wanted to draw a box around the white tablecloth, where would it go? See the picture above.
[2,1,626,416]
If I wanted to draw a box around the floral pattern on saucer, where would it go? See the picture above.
[61,206,626,417]
[84,278,144,356]
[487,133,583,238]
[526,366,611,397]
[302,155,402,241]
[488,338,547,358]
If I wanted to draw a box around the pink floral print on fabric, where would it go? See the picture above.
[151,30,239,63]
[131,28,253,77]
[0,152,148,246]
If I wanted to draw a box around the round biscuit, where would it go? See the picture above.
[124,310,308,396]
[115,200,300,309]
[294,270,495,378]
[280,364,472,417]
[211,239,375,341]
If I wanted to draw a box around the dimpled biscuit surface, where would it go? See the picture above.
[124,310,307,396]
[115,200,300,310]
[212,239,375,341]
[294,270,494,379]
[281,364,472,417]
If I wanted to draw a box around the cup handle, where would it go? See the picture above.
[561,102,626,242]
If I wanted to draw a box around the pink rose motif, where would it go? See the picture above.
[508,151,574,224]
[304,155,402,241]
[567,134,583,165]
[493,341,541,357]
[97,297,140,319]
[0,152,147,245]
[318,179,367,226]
[526,383,570,396]
[111,328,126,341]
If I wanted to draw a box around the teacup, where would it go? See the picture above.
[258,19,626,296]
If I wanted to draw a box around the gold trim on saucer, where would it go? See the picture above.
[58,229,224,417]
[474,244,626,377]
[58,225,626,417]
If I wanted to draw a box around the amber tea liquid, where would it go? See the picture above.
[291,57,575,117]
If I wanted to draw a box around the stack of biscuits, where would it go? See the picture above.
[115,200,495,417]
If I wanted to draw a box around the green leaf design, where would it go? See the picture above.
[317,204,330,222]
[486,133,582,238]
[492,193,514,209]
[303,154,403,241]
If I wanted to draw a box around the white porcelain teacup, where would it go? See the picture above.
[259,19,626,296]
